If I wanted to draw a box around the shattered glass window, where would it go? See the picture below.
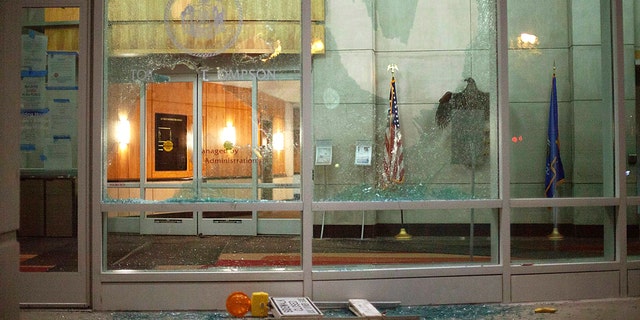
[102,0,313,271]
[312,0,499,202]
[103,0,322,203]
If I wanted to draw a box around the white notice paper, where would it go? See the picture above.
[47,51,78,89]
[44,135,73,170]
[21,31,48,71]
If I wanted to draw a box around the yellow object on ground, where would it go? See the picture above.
[251,291,270,317]
[534,307,557,313]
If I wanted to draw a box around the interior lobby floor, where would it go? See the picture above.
[19,233,640,271]
[19,298,640,319]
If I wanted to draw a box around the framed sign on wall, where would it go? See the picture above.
[155,113,187,171]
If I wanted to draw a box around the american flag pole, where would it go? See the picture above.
[382,66,396,188]
[383,64,405,187]
[386,64,411,240]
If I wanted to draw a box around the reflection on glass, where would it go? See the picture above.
[313,209,498,268]
[19,7,80,272]
[312,1,498,202]
[511,207,615,263]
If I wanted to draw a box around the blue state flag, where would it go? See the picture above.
[545,73,565,198]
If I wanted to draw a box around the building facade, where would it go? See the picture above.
[1,0,640,312]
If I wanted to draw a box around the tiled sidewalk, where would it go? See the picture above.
[19,298,640,320]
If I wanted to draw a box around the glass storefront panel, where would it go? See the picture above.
[508,1,615,198]
[313,209,498,268]
[511,207,615,263]
[99,0,636,277]
[105,211,302,271]
[622,1,640,261]
[104,0,313,203]
[628,206,640,260]
[19,7,81,273]
[312,1,498,201]
[624,0,637,197]
[103,0,309,271]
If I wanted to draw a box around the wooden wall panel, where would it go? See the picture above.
[108,0,324,21]
[43,8,80,51]
[108,22,318,56]
[44,7,79,22]
[258,91,286,177]
[45,27,79,51]
[203,83,253,178]
[106,0,325,56]
[107,83,141,181]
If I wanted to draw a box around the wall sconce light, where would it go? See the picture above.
[311,39,325,54]
[273,132,284,151]
[517,33,539,49]
[116,117,131,150]
[222,122,236,151]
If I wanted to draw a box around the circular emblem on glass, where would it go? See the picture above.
[323,87,340,110]
[164,0,243,58]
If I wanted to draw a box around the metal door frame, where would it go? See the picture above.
[19,0,90,307]
[197,75,260,236]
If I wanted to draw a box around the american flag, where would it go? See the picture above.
[382,76,405,186]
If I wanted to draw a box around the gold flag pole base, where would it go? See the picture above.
[394,228,412,240]
[547,227,564,240]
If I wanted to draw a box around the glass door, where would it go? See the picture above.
[139,76,199,235]
[198,77,301,235]
[18,3,89,306]
[135,72,301,236]
[199,78,259,235]
[137,74,265,236]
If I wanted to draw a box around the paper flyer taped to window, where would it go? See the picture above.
[44,135,73,170]
[47,51,78,89]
